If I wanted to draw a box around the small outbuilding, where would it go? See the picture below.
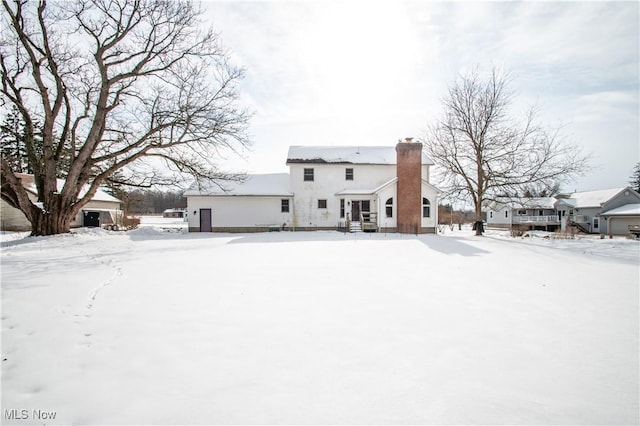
[0,173,123,231]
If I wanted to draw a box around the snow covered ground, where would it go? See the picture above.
[1,223,638,425]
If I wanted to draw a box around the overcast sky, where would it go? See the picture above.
[203,1,639,193]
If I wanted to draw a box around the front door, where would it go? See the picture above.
[200,208,212,232]
[351,200,371,221]
[351,201,361,221]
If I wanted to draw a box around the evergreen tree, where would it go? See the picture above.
[630,163,640,192]
[1,106,29,173]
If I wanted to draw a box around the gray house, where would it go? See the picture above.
[484,187,640,236]
[555,187,640,235]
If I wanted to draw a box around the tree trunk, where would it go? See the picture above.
[29,203,74,236]
[474,220,484,235]
[474,202,484,236]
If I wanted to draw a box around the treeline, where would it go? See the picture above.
[114,189,187,215]
[438,204,475,225]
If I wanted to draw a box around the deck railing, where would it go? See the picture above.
[512,215,559,224]
[569,215,589,224]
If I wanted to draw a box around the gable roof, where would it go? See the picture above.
[15,173,121,203]
[286,146,434,165]
[557,187,627,208]
[184,173,292,197]
[486,197,557,210]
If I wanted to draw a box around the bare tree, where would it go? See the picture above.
[1,0,250,235]
[424,68,589,235]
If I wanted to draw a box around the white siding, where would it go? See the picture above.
[0,199,32,231]
[421,184,438,229]
[187,196,292,230]
[377,183,397,230]
[288,163,396,228]
[1,196,120,230]
[486,206,511,226]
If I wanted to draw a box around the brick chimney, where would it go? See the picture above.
[396,138,422,234]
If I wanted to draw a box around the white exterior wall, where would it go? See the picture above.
[75,200,122,227]
[187,196,292,230]
[421,184,438,229]
[1,197,120,230]
[376,183,397,230]
[486,206,511,226]
[1,199,32,231]
[288,163,396,228]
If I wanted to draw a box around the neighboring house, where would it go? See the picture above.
[555,187,640,235]
[0,173,123,231]
[484,187,640,236]
[485,197,559,231]
[185,139,440,233]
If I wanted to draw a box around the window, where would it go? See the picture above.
[340,199,345,218]
[385,198,393,218]
[281,199,289,213]
[422,198,431,218]
[505,210,508,218]
[593,218,599,229]
[517,209,527,215]
[490,211,493,219]
[345,168,354,181]
[318,199,327,209]
[303,168,314,181]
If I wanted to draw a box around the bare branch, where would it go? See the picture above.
[1,0,251,235]
[424,67,591,234]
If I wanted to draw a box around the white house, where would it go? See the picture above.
[484,187,640,236]
[185,139,439,233]
[0,173,123,231]
[485,197,559,231]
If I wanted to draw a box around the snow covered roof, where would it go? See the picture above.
[184,173,292,197]
[558,188,626,208]
[600,203,640,216]
[488,197,557,210]
[286,146,434,165]
[16,173,121,203]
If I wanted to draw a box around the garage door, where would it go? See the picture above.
[608,216,640,235]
